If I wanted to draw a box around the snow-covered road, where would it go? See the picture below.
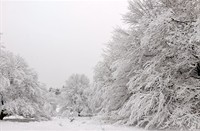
[1,116,144,131]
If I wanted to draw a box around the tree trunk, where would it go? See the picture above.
[0,95,8,120]
[78,111,81,117]
[0,110,8,120]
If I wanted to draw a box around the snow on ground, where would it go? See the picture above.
[0,116,145,131]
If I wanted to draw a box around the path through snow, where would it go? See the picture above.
[0,116,145,131]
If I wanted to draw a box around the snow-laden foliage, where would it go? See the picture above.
[0,50,51,120]
[92,0,200,130]
[41,85,59,117]
[58,74,91,117]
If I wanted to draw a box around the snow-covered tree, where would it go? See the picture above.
[93,0,200,130]
[40,84,59,117]
[59,74,91,117]
[0,50,50,120]
[89,27,132,114]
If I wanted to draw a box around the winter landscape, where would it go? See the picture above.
[1,0,200,131]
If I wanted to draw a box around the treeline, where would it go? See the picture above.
[89,0,200,130]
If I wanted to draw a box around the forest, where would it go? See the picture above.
[1,0,200,130]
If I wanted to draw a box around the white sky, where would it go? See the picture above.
[0,0,128,88]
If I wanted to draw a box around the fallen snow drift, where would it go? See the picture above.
[1,116,145,131]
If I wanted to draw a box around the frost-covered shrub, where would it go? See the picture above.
[93,0,200,130]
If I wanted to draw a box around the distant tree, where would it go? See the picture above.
[55,89,60,95]
[59,74,91,117]
[49,87,53,92]
[44,86,59,117]
[0,50,50,120]
[49,88,61,95]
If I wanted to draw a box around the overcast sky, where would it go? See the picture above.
[1,0,128,88]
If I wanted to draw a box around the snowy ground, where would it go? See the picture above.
[0,116,145,131]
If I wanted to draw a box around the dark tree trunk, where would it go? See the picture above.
[190,62,200,79]
[0,110,8,120]
[78,111,81,117]
[0,94,8,120]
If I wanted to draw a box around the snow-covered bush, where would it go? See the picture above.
[92,0,200,130]
[0,50,51,120]
[58,74,92,117]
